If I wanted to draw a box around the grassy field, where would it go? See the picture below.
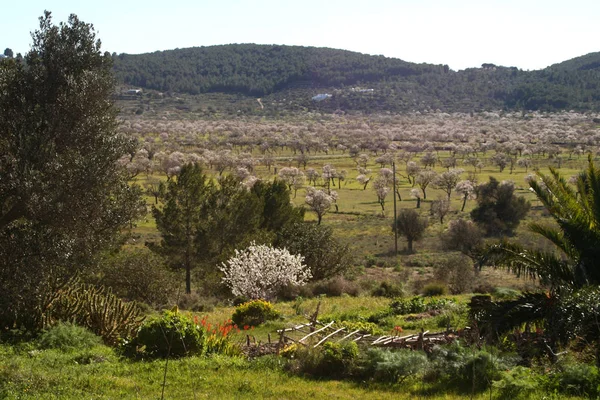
[0,294,589,399]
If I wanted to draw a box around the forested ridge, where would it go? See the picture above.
[113,44,600,112]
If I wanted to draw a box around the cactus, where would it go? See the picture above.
[45,280,145,346]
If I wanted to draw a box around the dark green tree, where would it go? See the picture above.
[0,12,143,331]
[275,223,351,281]
[470,177,530,236]
[151,171,304,294]
[393,209,428,253]
[3,48,13,58]
[151,163,212,294]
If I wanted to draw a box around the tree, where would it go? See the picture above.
[455,180,476,212]
[430,197,451,224]
[275,223,351,281]
[3,48,13,58]
[470,178,530,236]
[433,169,463,200]
[305,187,336,225]
[393,209,428,253]
[219,243,311,300]
[0,12,143,330]
[416,170,438,200]
[373,177,390,215]
[442,219,484,260]
[151,163,212,294]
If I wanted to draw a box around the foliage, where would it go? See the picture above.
[470,178,530,236]
[38,322,102,352]
[0,12,143,332]
[231,300,280,327]
[220,243,310,300]
[422,283,448,296]
[305,187,337,225]
[480,159,600,346]
[124,311,203,359]
[492,366,539,400]
[150,167,303,294]
[433,255,475,294]
[442,219,484,260]
[545,361,600,398]
[92,249,178,308]
[288,341,359,379]
[362,348,429,383]
[427,343,519,392]
[371,281,406,298]
[46,281,144,346]
[393,209,428,253]
[275,223,352,281]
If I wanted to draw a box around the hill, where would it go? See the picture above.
[112,44,600,113]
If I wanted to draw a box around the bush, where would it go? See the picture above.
[93,249,178,309]
[493,366,539,400]
[289,341,359,378]
[220,243,311,300]
[371,281,405,298]
[124,311,203,359]
[39,322,102,351]
[311,276,360,297]
[545,361,600,398]
[231,300,280,327]
[433,255,475,294]
[363,348,429,383]
[421,282,448,297]
[427,343,518,392]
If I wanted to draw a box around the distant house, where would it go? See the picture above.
[312,93,332,102]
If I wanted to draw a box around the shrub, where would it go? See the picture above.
[545,362,600,398]
[231,300,280,327]
[433,255,474,294]
[493,366,539,400]
[371,281,405,298]
[421,282,448,297]
[124,311,203,359]
[290,341,359,378]
[93,249,178,309]
[39,322,102,351]
[427,343,518,392]
[311,276,360,297]
[363,348,429,383]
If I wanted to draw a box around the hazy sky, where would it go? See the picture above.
[3,0,599,71]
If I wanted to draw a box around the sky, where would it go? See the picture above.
[2,0,599,71]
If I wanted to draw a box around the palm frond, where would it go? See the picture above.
[528,222,577,260]
[481,241,575,289]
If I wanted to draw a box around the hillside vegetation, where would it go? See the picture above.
[113,44,600,113]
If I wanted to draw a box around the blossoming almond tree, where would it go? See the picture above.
[219,243,311,300]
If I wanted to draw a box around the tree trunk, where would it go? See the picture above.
[461,194,467,212]
[407,239,413,253]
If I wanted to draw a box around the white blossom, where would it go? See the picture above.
[219,243,310,300]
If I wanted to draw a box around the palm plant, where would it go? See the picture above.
[476,158,600,347]
[483,157,600,289]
